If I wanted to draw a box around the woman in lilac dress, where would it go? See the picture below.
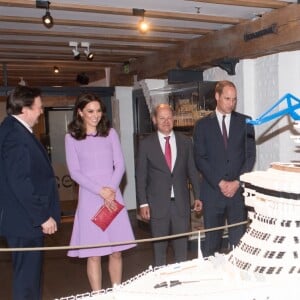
[65,93,136,291]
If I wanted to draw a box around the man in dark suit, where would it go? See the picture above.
[193,80,256,257]
[136,103,202,266]
[0,86,60,300]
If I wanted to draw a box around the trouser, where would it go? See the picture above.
[150,202,189,267]
[203,204,246,257]
[6,236,44,300]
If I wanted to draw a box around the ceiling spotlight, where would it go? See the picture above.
[85,50,94,61]
[42,1,53,28]
[81,42,94,61]
[138,19,149,34]
[69,41,80,60]
[133,8,149,34]
[53,66,59,74]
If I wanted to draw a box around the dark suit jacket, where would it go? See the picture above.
[0,115,60,238]
[136,131,200,219]
[193,111,256,211]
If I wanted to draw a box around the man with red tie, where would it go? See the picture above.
[136,103,202,266]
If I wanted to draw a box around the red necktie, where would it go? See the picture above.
[222,115,228,148]
[164,136,172,170]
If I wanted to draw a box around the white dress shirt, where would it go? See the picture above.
[157,130,177,172]
[216,109,231,137]
[158,130,176,197]
[12,115,33,133]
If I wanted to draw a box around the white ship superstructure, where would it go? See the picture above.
[227,163,300,276]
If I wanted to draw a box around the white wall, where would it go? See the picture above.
[115,86,136,210]
[278,51,300,164]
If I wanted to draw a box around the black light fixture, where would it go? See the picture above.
[133,8,149,34]
[69,41,80,60]
[36,0,54,29]
[81,42,94,61]
[42,1,53,28]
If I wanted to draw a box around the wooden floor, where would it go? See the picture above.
[0,210,201,300]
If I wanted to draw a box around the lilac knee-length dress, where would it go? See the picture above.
[65,128,136,257]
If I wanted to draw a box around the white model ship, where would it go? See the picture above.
[173,98,212,127]
[228,162,300,277]
[58,163,300,300]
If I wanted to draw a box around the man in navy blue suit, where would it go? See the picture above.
[193,80,256,257]
[0,86,60,300]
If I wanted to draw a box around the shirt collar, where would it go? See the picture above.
[157,130,174,139]
[12,115,33,133]
[215,109,231,119]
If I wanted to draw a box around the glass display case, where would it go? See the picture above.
[168,81,216,131]
[134,81,216,133]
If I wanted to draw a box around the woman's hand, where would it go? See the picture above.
[100,187,116,211]
[104,198,117,212]
[100,187,115,201]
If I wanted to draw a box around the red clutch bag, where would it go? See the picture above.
[91,199,124,231]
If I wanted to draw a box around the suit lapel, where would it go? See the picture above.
[228,112,238,146]
[209,112,224,146]
[13,117,51,164]
[30,132,51,163]
[173,132,181,172]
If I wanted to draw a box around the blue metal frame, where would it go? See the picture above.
[246,93,300,125]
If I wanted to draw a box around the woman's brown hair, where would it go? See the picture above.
[68,93,110,140]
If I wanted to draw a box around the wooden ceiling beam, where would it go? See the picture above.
[0,29,183,44]
[0,0,244,25]
[0,16,212,35]
[0,59,121,67]
[0,47,146,58]
[0,73,106,86]
[185,0,290,9]
[1,69,105,76]
[125,3,300,80]
[0,56,144,65]
[2,75,80,80]
[1,73,105,79]
[0,39,164,52]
